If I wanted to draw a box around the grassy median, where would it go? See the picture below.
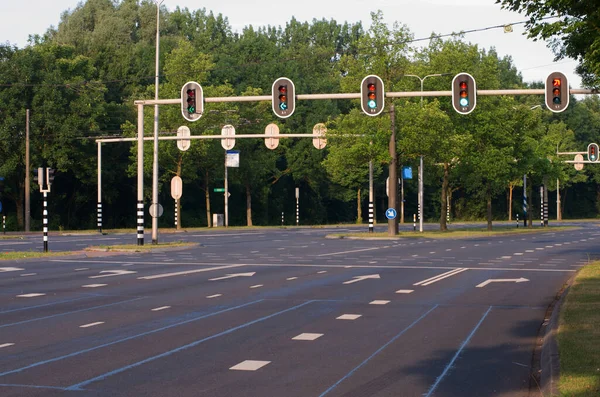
[558,262,600,396]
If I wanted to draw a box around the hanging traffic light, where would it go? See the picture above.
[272,77,295,119]
[588,143,599,162]
[360,75,384,116]
[452,73,476,114]
[180,81,204,122]
[545,72,569,113]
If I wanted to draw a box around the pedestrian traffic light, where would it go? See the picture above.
[181,81,203,122]
[588,143,599,162]
[545,72,569,113]
[452,73,476,114]
[360,75,384,116]
[47,168,55,184]
[272,77,295,118]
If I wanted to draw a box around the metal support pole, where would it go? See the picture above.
[419,155,424,232]
[151,0,162,245]
[557,178,561,221]
[281,212,284,226]
[97,142,102,233]
[296,194,299,226]
[225,153,229,228]
[544,183,548,226]
[174,199,178,228]
[400,168,404,224]
[446,195,450,224]
[3,215,5,234]
[137,104,144,246]
[516,213,519,228]
[369,158,374,233]
[523,175,527,228]
[540,186,544,227]
[388,104,398,236]
[43,191,48,252]
[413,213,416,232]
[25,109,30,232]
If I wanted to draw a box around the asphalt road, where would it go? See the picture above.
[0,224,598,396]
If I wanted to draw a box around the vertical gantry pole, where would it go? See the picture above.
[43,191,48,252]
[97,142,102,233]
[369,157,374,233]
[137,104,144,245]
[25,109,31,232]
[419,155,424,232]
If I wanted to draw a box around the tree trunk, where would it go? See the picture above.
[439,163,449,231]
[245,182,252,227]
[15,180,25,230]
[486,184,493,231]
[357,187,362,224]
[205,170,211,228]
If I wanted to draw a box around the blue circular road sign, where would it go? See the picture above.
[385,208,397,220]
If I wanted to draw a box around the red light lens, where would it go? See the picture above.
[278,85,287,93]
[459,81,467,90]
[367,83,376,92]
[553,78,561,87]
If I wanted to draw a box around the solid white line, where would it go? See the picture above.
[79,322,104,328]
[139,264,245,280]
[20,273,37,277]
[420,268,468,286]
[317,271,327,274]
[74,268,89,271]
[316,247,384,257]
[286,277,298,280]
[250,284,263,289]
[0,343,15,349]
[81,284,107,288]
[17,293,46,298]
[413,269,466,286]
[206,294,222,298]
[151,306,171,311]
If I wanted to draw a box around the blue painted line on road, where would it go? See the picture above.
[0,299,264,378]
[0,297,145,329]
[0,383,70,391]
[66,300,316,390]
[424,306,493,397]
[319,304,439,397]
[0,295,94,314]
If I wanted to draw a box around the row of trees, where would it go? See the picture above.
[0,0,599,232]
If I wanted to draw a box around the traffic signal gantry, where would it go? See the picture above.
[545,71,569,113]
[272,77,296,118]
[181,81,203,122]
[451,72,477,114]
[361,75,385,116]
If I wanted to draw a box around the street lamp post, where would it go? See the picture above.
[151,0,164,245]
[402,73,449,232]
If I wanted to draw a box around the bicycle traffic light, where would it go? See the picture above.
[360,75,385,116]
[181,81,203,122]
[452,73,476,114]
[588,143,599,162]
[272,77,295,119]
[545,72,569,113]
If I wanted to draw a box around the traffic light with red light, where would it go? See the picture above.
[452,73,476,114]
[545,72,569,113]
[181,81,203,122]
[272,77,295,118]
[588,143,599,162]
[360,75,384,116]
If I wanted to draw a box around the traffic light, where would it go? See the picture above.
[360,75,385,116]
[181,81,203,122]
[272,77,295,118]
[47,168,55,185]
[452,73,476,114]
[588,143,599,162]
[34,168,44,187]
[545,72,569,113]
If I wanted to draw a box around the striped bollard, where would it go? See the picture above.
[413,213,416,232]
[174,199,178,228]
[2,215,5,234]
[540,186,544,227]
[368,201,374,233]
[281,212,284,226]
[97,202,102,233]
[516,213,519,229]
[43,192,48,252]
[137,200,144,245]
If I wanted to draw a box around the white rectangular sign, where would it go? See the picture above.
[226,150,240,168]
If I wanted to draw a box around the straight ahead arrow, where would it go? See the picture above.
[209,272,256,281]
[343,274,381,285]
[476,277,529,288]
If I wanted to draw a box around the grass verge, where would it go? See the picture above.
[85,241,197,252]
[0,251,75,260]
[330,226,577,239]
[558,262,600,396]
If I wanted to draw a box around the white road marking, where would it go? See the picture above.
[82,284,107,288]
[429,252,436,254]
[292,333,323,341]
[210,272,256,281]
[250,284,263,289]
[414,268,468,286]
[343,274,380,285]
[476,278,529,288]
[139,264,245,280]
[0,267,25,272]
[17,293,45,298]
[0,343,15,349]
[513,253,524,256]
[89,270,137,279]
[317,271,327,274]
[526,250,535,253]
[79,322,104,328]
[20,273,37,277]
[501,256,512,259]
[396,289,414,294]
[207,294,222,298]
[316,247,383,257]
[230,360,271,371]
[286,277,298,281]
[151,306,171,311]
[369,300,390,305]
[74,268,89,271]
[192,233,264,237]
[337,314,362,320]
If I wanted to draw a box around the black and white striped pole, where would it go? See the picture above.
[2,215,5,234]
[281,212,284,226]
[295,187,299,226]
[97,142,102,233]
[174,200,178,228]
[171,176,182,231]
[137,104,144,246]
[540,186,544,227]
[43,191,48,252]
[369,159,374,233]
[137,200,144,245]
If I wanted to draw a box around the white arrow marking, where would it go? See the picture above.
[89,270,137,279]
[0,267,24,273]
[343,274,380,285]
[209,272,256,281]
[476,278,529,288]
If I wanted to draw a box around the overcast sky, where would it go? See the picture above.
[0,0,581,88]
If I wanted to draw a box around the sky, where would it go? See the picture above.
[0,0,582,88]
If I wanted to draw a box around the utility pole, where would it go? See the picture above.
[388,104,398,236]
[25,109,30,232]
[151,0,164,245]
